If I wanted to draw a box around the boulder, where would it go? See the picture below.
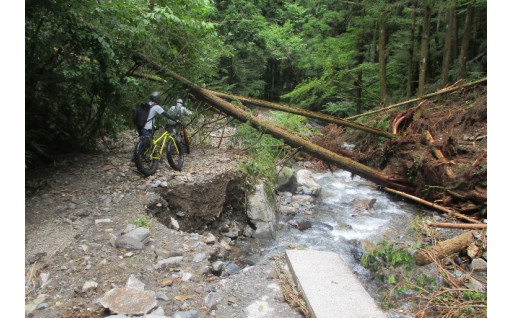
[246,182,278,240]
[275,167,297,192]
[100,287,157,315]
[296,169,321,196]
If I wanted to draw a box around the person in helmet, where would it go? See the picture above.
[169,98,193,120]
[142,91,177,137]
[131,91,177,162]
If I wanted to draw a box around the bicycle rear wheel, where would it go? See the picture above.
[181,127,191,154]
[166,137,184,171]
[135,137,158,176]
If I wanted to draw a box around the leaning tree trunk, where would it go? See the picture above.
[378,11,388,105]
[457,4,474,80]
[132,52,410,191]
[418,5,431,97]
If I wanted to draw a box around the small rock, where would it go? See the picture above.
[193,253,207,263]
[95,218,112,224]
[171,310,198,318]
[160,278,174,287]
[156,292,170,301]
[82,281,98,292]
[470,258,487,272]
[170,217,180,230]
[126,274,145,290]
[181,272,193,281]
[203,292,218,311]
[225,262,240,276]
[33,294,50,305]
[154,256,184,270]
[228,297,237,304]
[203,232,216,244]
[36,303,49,310]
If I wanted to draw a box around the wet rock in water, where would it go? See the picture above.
[279,205,298,215]
[352,198,377,211]
[100,287,157,315]
[275,167,297,192]
[296,169,322,196]
[288,219,312,231]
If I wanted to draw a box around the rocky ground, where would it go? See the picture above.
[25,130,304,318]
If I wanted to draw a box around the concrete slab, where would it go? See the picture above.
[285,249,386,318]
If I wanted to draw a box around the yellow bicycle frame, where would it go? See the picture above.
[149,130,180,160]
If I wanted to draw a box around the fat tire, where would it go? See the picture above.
[166,138,185,171]
[135,137,158,176]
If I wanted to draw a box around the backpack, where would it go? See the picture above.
[132,103,153,129]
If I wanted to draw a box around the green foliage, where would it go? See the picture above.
[361,240,416,278]
[25,0,223,167]
[133,216,150,228]
[270,111,312,136]
[230,121,291,188]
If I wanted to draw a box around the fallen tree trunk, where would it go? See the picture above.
[416,231,477,266]
[382,187,482,224]
[428,222,487,230]
[344,77,487,121]
[133,52,410,191]
[207,89,397,139]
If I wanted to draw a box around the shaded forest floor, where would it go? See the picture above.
[310,85,487,221]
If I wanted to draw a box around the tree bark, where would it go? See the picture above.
[406,6,417,99]
[418,5,431,97]
[424,130,455,179]
[382,187,482,224]
[416,231,477,266]
[378,11,388,105]
[428,222,487,230]
[132,51,411,191]
[441,2,456,86]
[457,5,474,79]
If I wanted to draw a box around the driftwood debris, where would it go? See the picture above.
[416,230,477,266]
[382,187,481,224]
[428,222,487,230]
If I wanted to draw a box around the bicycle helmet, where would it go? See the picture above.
[150,91,161,103]
[177,98,183,105]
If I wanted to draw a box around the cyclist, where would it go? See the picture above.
[132,91,177,162]
[169,98,193,120]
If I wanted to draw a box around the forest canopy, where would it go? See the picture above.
[25,0,487,166]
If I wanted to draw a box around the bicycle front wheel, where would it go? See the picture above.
[135,138,158,176]
[166,137,184,171]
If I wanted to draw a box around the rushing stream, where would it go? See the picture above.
[260,168,431,316]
